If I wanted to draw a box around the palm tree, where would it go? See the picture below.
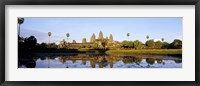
[18,18,24,37]
[48,32,51,43]
[146,35,149,40]
[127,33,130,41]
[66,33,70,47]
[47,32,51,68]
[66,33,70,40]
[161,38,164,42]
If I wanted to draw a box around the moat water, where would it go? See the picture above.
[18,53,182,68]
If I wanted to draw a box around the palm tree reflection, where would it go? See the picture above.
[146,58,155,68]
[90,59,96,68]
[110,62,113,68]
[82,59,86,65]
[146,58,155,65]
[174,60,182,63]
[156,59,164,64]
[18,56,36,68]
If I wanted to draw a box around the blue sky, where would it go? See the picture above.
[20,17,182,44]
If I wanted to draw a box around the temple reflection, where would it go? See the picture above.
[18,54,182,68]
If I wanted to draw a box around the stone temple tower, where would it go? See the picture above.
[90,33,96,43]
[98,31,103,40]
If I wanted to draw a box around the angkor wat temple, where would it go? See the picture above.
[58,31,121,49]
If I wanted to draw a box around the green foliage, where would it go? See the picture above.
[170,39,182,49]
[162,42,170,49]
[154,41,162,49]
[121,38,181,49]
[133,40,143,49]
[127,33,130,37]
[145,39,155,48]
[122,56,134,64]
[133,57,142,65]
[122,40,134,48]
[105,49,182,54]
[48,43,58,49]
[122,56,142,65]
[38,42,48,49]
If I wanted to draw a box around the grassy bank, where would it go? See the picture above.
[33,49,106,53]
[106,49,182,55]
[32,49,182,55]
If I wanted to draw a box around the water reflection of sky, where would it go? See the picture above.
[19,54,182,68]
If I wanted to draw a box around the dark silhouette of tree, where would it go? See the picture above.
[18,36,37,52]
[18,18,24,36]
[39,42,48,50]
[49,43,58,49]
[24,36,37,50]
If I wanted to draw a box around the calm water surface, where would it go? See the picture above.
[18,53,182,68]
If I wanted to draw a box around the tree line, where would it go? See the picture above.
[19,35,182,53]
[122,39,182,49]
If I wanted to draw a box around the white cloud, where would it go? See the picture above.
[20,28,66,44]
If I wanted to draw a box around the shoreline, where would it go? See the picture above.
[106,49,182,55]
[21,49,182,55]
